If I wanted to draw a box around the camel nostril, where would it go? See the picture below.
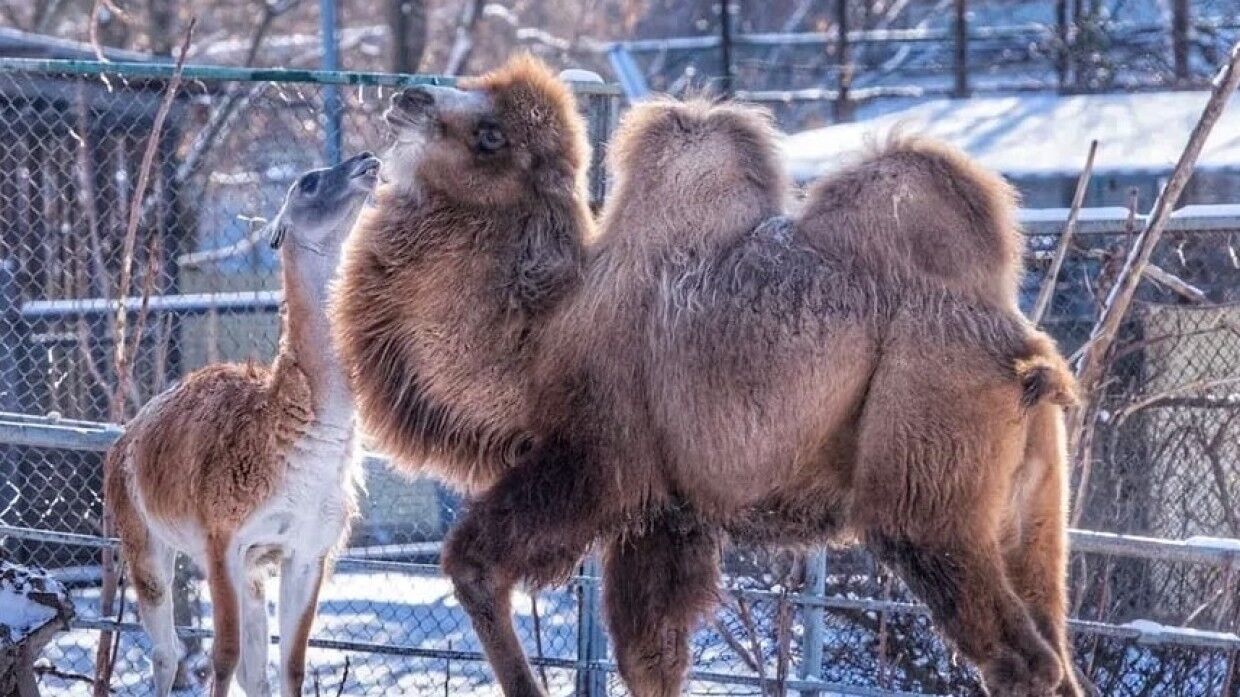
[396,86,434,112]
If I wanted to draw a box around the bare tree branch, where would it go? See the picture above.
[1069,41,1240,518]
[1033,139,1097,325]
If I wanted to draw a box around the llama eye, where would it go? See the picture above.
[476,124,507,153]
[299,173,320,195]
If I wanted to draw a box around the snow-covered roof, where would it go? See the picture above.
[783,91,1240,181]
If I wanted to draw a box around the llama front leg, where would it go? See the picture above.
[603,509,721,697]
[278,554,327,697]
[206,534,242,697]
[442,437,612,697]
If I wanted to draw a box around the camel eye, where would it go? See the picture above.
[476,123,507,153]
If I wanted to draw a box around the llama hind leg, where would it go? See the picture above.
[603,508,721,697]
[129,534,180,697]
[866,531,1061,696]
[442,436,613,697]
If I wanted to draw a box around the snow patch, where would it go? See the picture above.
[784,91,1240,181]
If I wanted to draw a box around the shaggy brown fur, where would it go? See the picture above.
[334,61,1081,697]
[106,153,376,697]
[331,54,593,493]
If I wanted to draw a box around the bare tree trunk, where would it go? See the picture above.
[1056,0,1070,90]
[1172,0,1191,83]
[952,0,970,97]
[444,0,485,76]
[146,0,176,56]
[835,0,854,122]
[388,0,428,73]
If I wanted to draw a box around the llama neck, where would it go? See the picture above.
[275,243,353,427]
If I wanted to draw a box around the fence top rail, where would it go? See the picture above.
[0,57,622,95]
[1018,203,1240,235]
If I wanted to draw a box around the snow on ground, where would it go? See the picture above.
[0,562,71,642]
[782,91,1240,181]
[0,588,57,639]
[34,570,771,696]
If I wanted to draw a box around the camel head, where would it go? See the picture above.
[382,54,590,207]
[267,151,380,254]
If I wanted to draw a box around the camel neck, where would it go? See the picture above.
[275,243,353,426]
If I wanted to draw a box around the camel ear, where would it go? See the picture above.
[510,205,584,315]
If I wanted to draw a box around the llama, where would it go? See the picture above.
[103,152,378,697]
[332,57,1080,697]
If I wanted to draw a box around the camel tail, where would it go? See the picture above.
[1015,331,1079,408]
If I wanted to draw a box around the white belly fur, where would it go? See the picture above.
[137,420,363,571]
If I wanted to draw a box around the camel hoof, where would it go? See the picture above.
[982,644,1063,697]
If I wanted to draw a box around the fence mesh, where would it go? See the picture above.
[0,60,1237,696]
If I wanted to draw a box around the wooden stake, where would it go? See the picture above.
[1032,139,1097,326]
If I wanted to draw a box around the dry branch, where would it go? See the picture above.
[1068,41,1240,521]
[1032,139,1097,325]
[94,21,194,697]
[109,19,194,422]
[1079,249,1208,303]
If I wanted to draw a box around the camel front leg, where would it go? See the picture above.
[442,436,613,697]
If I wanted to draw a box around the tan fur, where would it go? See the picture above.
[332,54,593,493]
[334,69,1083,697]
[106,155,375,697]
[799,132,1024,310]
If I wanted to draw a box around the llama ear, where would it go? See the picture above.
[266,220,288,250]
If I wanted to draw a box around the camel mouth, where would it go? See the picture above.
[383,106,429,132]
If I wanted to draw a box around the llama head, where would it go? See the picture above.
[267,151,380,254]
[381,53,589,206]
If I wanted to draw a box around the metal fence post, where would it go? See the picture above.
[576,555,609,697]
[799,549,828,697]
[0,256,18,414]
[320,0,343,164]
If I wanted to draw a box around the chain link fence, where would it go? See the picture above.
[0,59,1238,696]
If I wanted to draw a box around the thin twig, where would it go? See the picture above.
[334,656,350,697]
[1110,377,1240,427]
[94,22,194,696]
[1033,139,1098,325]
[712,615,763,674]
[110,18,195,422]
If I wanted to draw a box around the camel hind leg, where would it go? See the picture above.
[853,347,1061,696]
[603,507,721,697]
[1003,405,1088,697]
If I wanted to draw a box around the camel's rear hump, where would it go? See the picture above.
[799,133,1024,307]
